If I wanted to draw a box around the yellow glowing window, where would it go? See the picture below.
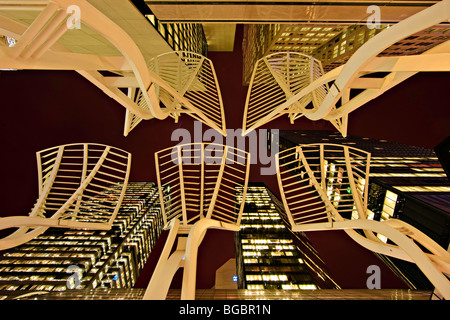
[243,251,261,256]
[244,258,259,264]
[282,284,299,289]
[246,275,262,281]
[247,284,264,290]
[263,275,280,281]
[299,284,317,290]
[382,190,398,220]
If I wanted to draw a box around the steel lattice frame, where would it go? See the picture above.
[0,0,226,136]
[0,143,131,250]
[243,0,450,137]
[143,142,250,300]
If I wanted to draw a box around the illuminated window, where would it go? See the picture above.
[243,251,261,256]
[247,284,264,290]
[282,284,299,289]
[246,274,262,281]
[298,284,317,290]
[244,258,258,264]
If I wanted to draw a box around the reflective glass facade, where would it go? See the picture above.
[235,184,336,290]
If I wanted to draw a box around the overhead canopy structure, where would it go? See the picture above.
[243,52,329,134]
[146,0,435,23]
[0,143,131,250]
[242,0,450,137]
[0,0,226,136]
[276,143,450,299]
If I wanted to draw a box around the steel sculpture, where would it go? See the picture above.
[0,143,131,250]
[276,143,450,299]
[0,0,226,136]
[243,0,450,137]
[143,142,250,300]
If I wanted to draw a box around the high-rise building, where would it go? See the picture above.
[242,22,449,82]
[0,182,163,300]
[235,184,339,291]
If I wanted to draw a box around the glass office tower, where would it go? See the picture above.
[235,184,339,290]
[0,182,163,300]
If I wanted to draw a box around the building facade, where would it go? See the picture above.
[235,183,339,290]
[0,182,163,300]
[242,22,449,82]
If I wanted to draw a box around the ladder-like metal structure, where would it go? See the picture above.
[0,143,131,250]
[276,143,450,299]
[0,0,226,136]
[143,142,250,300]
[146,51,226,135]
[243,0,450,137]
[243,52,328,135]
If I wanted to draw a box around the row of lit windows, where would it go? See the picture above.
[241,224,286,229]
[243,245,295,250]
[238,186,319,290]
[244,258,305,264]
[246,284,317,290]
[243,250,295,257]
[0,184,161,295]
[246,274,289,282]
[241,239,292,244]
[242,216,281,221]
[0,284,65,292]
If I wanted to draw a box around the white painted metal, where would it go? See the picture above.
[147,51,226,136]
[0,1,226,136]
[0,143,131,250]
[243,0,450,137]
[276,143,450,299]
[243,52,328,134]
[144,142,250,300]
